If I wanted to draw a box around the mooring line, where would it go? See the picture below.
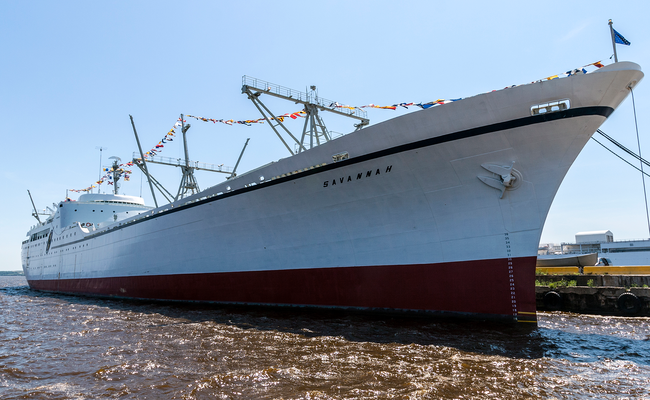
[630,86,650,237]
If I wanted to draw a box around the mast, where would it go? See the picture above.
[181,114,191,171]
[130,114,237,204]
[242,76,369,156]
[27,190,42,224]
[608,19,618,63]
[608,19,631,63]
[108,157,122,195]
[175,114,200,200]
[95,146,107,193]
[228,138,250,179]
[130,115,159,208]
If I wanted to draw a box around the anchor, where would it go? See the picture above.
[478,161,521,198]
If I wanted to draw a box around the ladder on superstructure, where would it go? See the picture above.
[241,76,369,155]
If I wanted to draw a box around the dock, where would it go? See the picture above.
[535,266,650,316]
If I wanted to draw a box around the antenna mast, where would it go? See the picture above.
[95,146,107,194]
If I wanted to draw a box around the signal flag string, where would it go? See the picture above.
[68,61,609,195]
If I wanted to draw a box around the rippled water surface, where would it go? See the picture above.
[1,276,649,399]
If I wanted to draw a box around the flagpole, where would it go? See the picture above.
[608,19,618,63]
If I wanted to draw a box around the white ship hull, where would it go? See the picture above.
[599,251,650,266]
[22,62,644,323]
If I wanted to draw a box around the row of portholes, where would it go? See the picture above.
[269,163,327,182]
[54,231,77,242]
[74,209,130,214]
[85,165,321,231]
[92,200,143,206]
[224,163,328,192]
[96,191,211,230]
[41,242,90,256]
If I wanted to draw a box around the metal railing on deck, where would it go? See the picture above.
[133,153,233,174]
[242,75,367,120]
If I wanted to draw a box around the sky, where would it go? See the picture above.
[1,1,649,270]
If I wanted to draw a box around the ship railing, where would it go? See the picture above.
[132,153,234,174]
[560,238,650,245]
[242,75,367,120]
[610,238,650,243]
[87,161,330,234]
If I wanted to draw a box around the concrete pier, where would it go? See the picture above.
[535,270,650,315]
[536,285,650,316]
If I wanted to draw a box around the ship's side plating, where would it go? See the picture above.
[22,62,644,322]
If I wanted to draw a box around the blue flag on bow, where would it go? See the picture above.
[614,28,631,46]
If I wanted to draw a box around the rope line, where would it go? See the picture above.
[596,129,650,167]
[590,136,650,178]
[630,86,650,237]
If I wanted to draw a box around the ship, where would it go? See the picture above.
[21,61,644,323]
[540,230,650,266]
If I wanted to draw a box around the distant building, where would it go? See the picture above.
[575,230,614,244]
[538,243,563,256]
[561,230,614,254]
[539,230,650,265]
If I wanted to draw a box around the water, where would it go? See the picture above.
[1,276,649,399]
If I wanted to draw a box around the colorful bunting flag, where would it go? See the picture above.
[72,60,608,194]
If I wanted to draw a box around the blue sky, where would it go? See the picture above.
[1,1,649,270]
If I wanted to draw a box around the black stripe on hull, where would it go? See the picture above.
[49,105,613,246]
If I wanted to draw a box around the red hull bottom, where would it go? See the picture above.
[28,257,537,323]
